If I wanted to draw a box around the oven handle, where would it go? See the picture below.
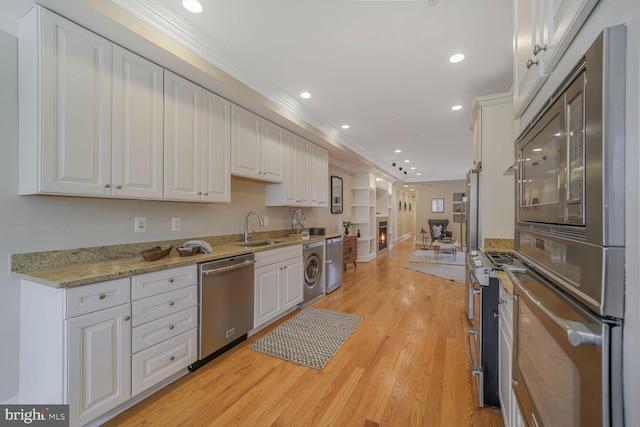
[505,267,602,347]
[466,329,482,374]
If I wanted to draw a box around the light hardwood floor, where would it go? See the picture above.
[105,238,503,426]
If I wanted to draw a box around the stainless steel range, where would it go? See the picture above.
[465,250,500,408]
[483,251,518,270]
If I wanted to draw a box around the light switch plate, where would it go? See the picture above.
[171,217,181,231]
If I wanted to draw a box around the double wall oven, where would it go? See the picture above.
[509,25,626,427]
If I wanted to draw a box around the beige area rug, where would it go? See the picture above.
[407,249,465,266]
[250,307,363,369]
[403,249,466,283]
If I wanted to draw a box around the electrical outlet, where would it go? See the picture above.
[263,216,269,226]
[134,217,147,233]
[171,217,181,231]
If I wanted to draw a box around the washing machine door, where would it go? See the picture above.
[304,253,322,286]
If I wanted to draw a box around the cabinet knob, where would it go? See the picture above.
[204,192,209,196]
[169,278,175,283]
[197,192,202,195]
[169,324,175,330]
[168,301,174,306]
[533,44,547,56]
[169,355,175,361]
[104,184,111,189]
[526,59,539,69]
[123,315,130,321]
[117,185,123,189]
[99,293,106,300]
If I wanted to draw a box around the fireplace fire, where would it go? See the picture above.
[379,221,388,251]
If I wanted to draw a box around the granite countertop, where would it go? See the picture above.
[496,270,514,295]
[12,231,341,289]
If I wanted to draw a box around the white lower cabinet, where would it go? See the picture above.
[254,245,303,329]
[20,278,132,427]
[19,265,199,427]
[498,280,524,427]
[130,267,198,396]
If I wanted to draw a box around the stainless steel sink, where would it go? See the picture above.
[234,240,284,247]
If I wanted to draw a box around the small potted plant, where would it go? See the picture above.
[342,221,352,235]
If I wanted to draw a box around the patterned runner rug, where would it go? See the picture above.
[250,307,363,369]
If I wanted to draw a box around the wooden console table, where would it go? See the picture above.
[343,235,357,271]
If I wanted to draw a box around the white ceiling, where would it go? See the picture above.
[3,0,513,183]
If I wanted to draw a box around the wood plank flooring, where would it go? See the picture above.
[104,238,503,427]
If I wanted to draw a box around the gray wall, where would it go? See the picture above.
[0,29,352,402]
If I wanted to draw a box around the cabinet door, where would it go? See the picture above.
[513,0,546,117]
[202,89,231,202]
[282,257,303,311]
[499,315,513,427]
[164,71,201,201]
[309,144,328,206]
[112,46,164,199]
[254,263,282,328]
[260,119,285,183]
[231,104,261,179]
[67,304,131,426]
[39,8,113,195]
[296,137,310,205]
[281,131,298,205]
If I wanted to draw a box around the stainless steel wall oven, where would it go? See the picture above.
[511,24,626,427]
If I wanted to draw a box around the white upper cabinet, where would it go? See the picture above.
[164,71,231,202]
[112,46,164,199]
[513,0,599,117]
[264,131,311,207]
[309,143,329,207]
[231,104,284,183]
[260,119,285,182]
[19,6,164,199]
[19,6,113,196]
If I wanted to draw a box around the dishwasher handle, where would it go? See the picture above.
[202,259,256,276]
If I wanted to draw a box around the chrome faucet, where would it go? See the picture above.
[244,211,265,242]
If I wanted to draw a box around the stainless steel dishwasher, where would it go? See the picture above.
[191,253,255,370]
[325,236,344,293]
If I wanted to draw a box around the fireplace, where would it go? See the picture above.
[378,221,388,252]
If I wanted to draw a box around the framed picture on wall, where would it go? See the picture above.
[431,198,444,213]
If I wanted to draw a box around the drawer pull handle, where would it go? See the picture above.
[99,293,106,300]
[169,355,175,361]
[168,301,174,306]
[123,316,130,321]
[169,278,175,283]
[169,325,175,330]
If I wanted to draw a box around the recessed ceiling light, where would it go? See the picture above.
[341,124,350,129]
[404,160,410,163]
[451,105,463,111]
[532,148,542,152]
[417,173,422,176]
[404,185,408,188]
[410,167,416,170]
[182,0,203,13]
[449,53,465,63]
[300,92,311,99]
[395,149,402,153]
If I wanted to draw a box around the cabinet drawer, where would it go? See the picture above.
[132,285,197,326]
[131,328,197,396]
[65,278,130,318]
[254,245,302,268]
[132,265,197,300]
[132,306,198,353]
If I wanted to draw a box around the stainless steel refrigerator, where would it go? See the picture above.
[465,170,480,252]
